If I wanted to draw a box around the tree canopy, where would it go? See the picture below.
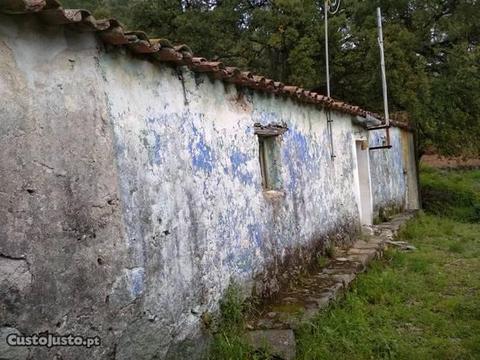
[63,0,480,157]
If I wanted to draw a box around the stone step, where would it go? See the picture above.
[245,330,296,360]
[245,211,416,359]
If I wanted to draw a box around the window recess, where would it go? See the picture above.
[254,123,287,191]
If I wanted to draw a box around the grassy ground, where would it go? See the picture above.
[420,166,480,222]
[296,214,480,359]
[297,167,480,359]
[210,167,480,359]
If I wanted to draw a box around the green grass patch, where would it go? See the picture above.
[420,166,480,222]
[297,215,480,359]
[296,168,480,359]
[208,284,253,360]
[316,254,329,268]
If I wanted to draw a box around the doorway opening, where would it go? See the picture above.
[355,140,373,225]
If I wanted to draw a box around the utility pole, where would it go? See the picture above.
[368,7,392,150]
[324,0,331,97]
[323,0,341,159]
[377,7,390,127]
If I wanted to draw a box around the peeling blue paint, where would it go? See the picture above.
[152,133,162,164]
[282,128,315,193]
[148,132,163,165]
[282,145,299,194]
[225,252,235,265]
[129,267,145,298]
[141,127,164,166]
[230,149,254,185]
[235,250,253,273]
[113,134,126,157]
[189,124,214,173]
[290,130,311,163]
[146,114,158,124]
[247,223,263,247]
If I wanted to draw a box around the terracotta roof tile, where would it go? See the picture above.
[99,25,130,45]
[282,86,298,95]
[0,0,412,130]
[153,47,183,63]
[2,0,46,13]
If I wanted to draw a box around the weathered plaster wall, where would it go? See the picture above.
[0,15,418,360]
[402,130,420,210]
[100,52,365,358]
[0,15,129,360]
[369,127,419,218]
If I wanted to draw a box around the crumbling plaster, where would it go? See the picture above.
[0,15,419,359]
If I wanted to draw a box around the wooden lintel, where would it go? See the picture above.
[254,124,288,137]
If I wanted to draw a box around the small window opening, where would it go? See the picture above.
[254,123,287,191]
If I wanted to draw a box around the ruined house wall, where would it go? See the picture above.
[0,15,418,360]
[0,15,129,360]
[100,52,365,358]
[369,126,419,218]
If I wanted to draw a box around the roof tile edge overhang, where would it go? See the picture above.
[0,0,413,132]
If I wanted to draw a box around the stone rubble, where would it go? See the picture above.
[386,240,417,251]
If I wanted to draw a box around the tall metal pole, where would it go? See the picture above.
[377,7,389,126]
[325,0,331,97]
[324,0,335,159]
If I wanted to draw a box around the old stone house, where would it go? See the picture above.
[0,1,419,359]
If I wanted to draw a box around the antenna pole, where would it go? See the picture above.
[324,0,336,159]
[325,0,331,97]
[377,7,389,126]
